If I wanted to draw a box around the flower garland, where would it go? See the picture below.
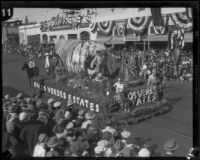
[98,21,115,36]
[170,11,192,30]
[153,15,169,35]
[128,16,151,33]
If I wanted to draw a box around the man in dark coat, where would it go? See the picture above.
[19,115,44,156]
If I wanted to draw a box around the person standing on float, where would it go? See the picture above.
[147,69,163,101]
[44,51,50,76]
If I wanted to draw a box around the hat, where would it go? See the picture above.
[38,133,49,144]
[19,101,26,107]
[102,131,112,140]
[64,111,72,120]
[38,115,49,125]
[163,139,179,151]
[38,109,49,118]
[36,99,43,107]
[121,130,131,139]
[26,104,35,111]
[138,148,151,157]
[53,101,61,108]
[78,109,85,116]
[85,111,95,120]
[66,122,74,130]
[97,140,110,148]
[53,123,66,134]
[5,94,10,100]
[10,97,17,103]
[25,97,31,103]
[47,137,58,148]
[47,98,54,104]
[67,101,74,107]
[8,104,18,113]
[16,93,23,99]
[94,146,103,154]
[114,140,125,152]
[87,126,99,135]
[70,141,86,156]
[19,112,27,121]
[7,113,18,121]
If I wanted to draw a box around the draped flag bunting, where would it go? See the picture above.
[89,22,98,33]
[186,8,192,21]
[153,15,169,35]
[127,16,151,33]
[170,11,192,30]
[98,21,115,36]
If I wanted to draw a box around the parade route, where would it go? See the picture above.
[2,54,193,156]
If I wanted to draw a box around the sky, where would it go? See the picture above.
[11,8,62,23]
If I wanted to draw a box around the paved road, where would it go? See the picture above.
[2,54,192,156]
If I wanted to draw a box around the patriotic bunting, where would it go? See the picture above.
[170,10,192,30]
[98,21,115,36]
[153,15,169,35]
[90,22,98,33]
[127,16,151,33]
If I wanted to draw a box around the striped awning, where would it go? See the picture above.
[142,35,168,42]
[110,36,125,44]
[96,37,111,44]
[125,36,140,41]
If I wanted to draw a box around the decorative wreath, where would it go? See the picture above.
[170,11,192,30]
[128,16,151,33]
[98,21,115,36]
[153,15,169,35]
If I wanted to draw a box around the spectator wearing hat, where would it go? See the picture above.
[69,135,90,157]
[138,148,151,157]
[19,113,44,156]
[53,101,62,115]
[46,136,59,157]
[81,111,95,130]
[102,120,116,135]
[162,139,179,157]
[35,99,43,109]
[5,94,11,101]
[94,146,104,157]
[46,98,55,118]
[33,133,49,157]
[16,92,23,100]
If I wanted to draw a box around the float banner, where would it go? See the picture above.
[128,88,155,106]
[33,81,100,113]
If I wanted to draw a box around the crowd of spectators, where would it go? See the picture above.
[107,46,193,82]
[3,42,54,59]
[3,41,193,82]
[3,92,180,157]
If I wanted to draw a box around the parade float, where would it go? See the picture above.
[33,39,172,124]
[33,8,193,123]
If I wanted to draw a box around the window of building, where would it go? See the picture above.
[68,34,77,40]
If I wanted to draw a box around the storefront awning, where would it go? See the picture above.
[109,37,125,44]
[96,37,111,44]
[125,36,140,42]
[142,35,168,42]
